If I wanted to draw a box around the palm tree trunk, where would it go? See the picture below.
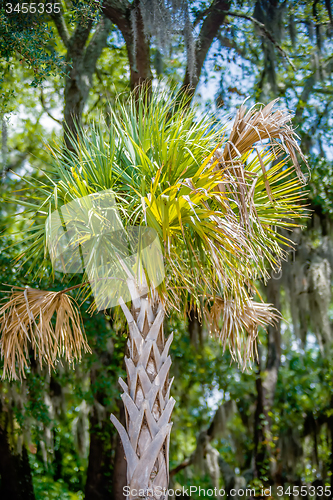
[111,284,174,499]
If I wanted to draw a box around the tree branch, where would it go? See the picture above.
[102,0,132,51]
[313,87,333,95]
[295,56,333,123]
[83,16,112,74]
[49,1,70,48]
[67,20,94,60]
[102,0,151,89]
[102,0,131,23]
[216,34,250,60]
[181,0,232,95]
[2,152,29,177]
[170,400,235,478]
[40,89,62,125]
[170,458,191,478]
[295,19,331,27]
[224,11,296,71]
[192,5,213,28]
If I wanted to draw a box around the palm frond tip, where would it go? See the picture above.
[204,298,279,368]
[0,287,90,380]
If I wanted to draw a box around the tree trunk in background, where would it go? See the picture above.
[63,18,92,141]
[263,277,281,483]
[0,405,35,500]
[112,405,127,500]
[126,0,151,91]
[330,396,333,493]
[188,308,203,348]
[85,404,127,500]
[111,284,174,499]
[169,399,236,493]
[181,0,232,97]
[253,360,268,481]
[263,277,281,412]
[1,117,8,180]
[0,425,22,500]
[85,329,127,500]
[103,0,152,91]
[104,0,235,100]
[253,0,286,97]
[18,448,35,500]
[253,277,281,482]
[85,406,112,500]
[51,9,111,145]
[61,16,111,148]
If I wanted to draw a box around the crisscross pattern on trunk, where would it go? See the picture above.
[111,287,174,500]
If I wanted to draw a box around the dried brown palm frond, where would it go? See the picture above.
[0,286,91,380]
[208,99,308,234]
[204,297,279,368]
[222,98,308,183]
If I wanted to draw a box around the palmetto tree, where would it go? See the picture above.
[0,90,307,498]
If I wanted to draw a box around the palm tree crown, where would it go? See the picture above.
[0,89,307,378]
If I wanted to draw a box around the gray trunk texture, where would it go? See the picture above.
[111,283,174,500]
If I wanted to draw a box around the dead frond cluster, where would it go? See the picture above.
[204,297,279,368]
[223,99,308,183]
[207,99,308,237]
[0,287,90,380]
